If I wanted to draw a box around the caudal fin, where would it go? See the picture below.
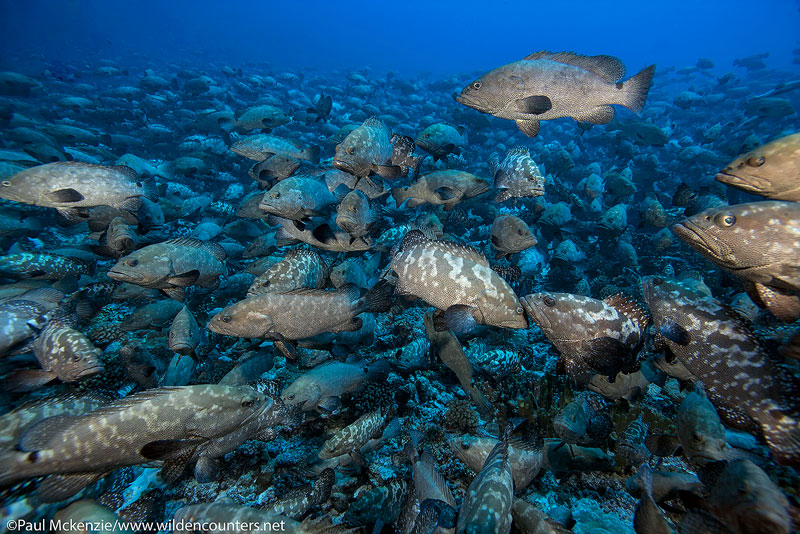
[621,65,656,113]
[304,145,321,165]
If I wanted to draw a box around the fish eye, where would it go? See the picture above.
[422,133,429,138]
[221,315,231,323]
[746,156,765,167]
[652,277,663,285]
[472,82,481,90]
[241,399,255,408]
[273,192,280,199]
[347,146,356,155]
[287,393,295,400]
[516,306,524,314]
[128,259,138,267]
[72,354,81,362]
[543,295,556,307]
[714,213,736,227]
[1,180,10,187]
[460,440,470,449]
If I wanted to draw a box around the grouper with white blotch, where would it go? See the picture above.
[672,201,800,321]
[457,51,655,137]
[389,230,527,332]
[520,292,649,385]
[642,276,800,467]
[0,384,285,501]
[107,237,226,301]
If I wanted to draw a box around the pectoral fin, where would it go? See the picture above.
[45,188,85,203]
[516,119,541,137]
[513,95,552,114]
[444,304,478,333]
[168,270,200,287]
[659,320,691,346]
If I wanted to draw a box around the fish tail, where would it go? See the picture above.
[761,409,800,468]
[390,187,409,208]
[619,64,656,113]
[363,279,394,314]
[304,145,321,164]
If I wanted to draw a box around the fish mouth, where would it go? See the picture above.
[714,171,767,193]
[332,159,356,175]
[75,363,105,379]
[671,221,729,262]
[455,92,496,114]
[519,295,550,330]
[106,268,144,283]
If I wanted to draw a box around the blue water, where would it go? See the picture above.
[2,0,799,76]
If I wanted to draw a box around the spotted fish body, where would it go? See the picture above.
[615,416,651,468]
[553,393,611,446]
[270,468,334,519]
[107,237,226,300]
[0,385,273,499]
[390,231,527,331]
[344,479,408,528]
[520,292,649,384]
[0,391,108,449]
[0,294,60,354]
[456,436,514,534]
[333,117,395,178]
[319,409,388,459]
[457,51,655,137]
[30,313,104,385]
[490,146,546,202]
[391,170,490,211]
[247,248,327,296]
[168,305,201,357]
[230,133,318,162]
[259,175,339,221]
[672,201,800,321]
[0,252,93,281]
[642,277,800,467]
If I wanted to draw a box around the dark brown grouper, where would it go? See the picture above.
[520,292,649,385]
[672,200,800,321]
[107,237,226,301]
[247,247,327,296]
[390,230,527,332]
[0,384,283,501]
[457,51,655,137]
[333,116,417,184]
[280,358,390,413]
[642,276,800,467]
[208,282,392,358]
[390,170,490,211]
[715,132,800,201]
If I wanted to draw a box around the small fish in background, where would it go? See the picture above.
[336,190,380,238]
[676,385,729,466]
[553,392,612,447]
[490,214,537,259]
[391,170,490,211]
[490,146,546,202]
[615,415,651,469]
[167,305,201,359]
[415,123,468,163]
[307,93,332,123]
[457,51,655,137]
[230,133,320,163]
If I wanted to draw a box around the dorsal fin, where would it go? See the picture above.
[362,116,386,130]
[603,293,650,332]
[164,238,226,262]
[523,51,626,83]
[506,145,530,158]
